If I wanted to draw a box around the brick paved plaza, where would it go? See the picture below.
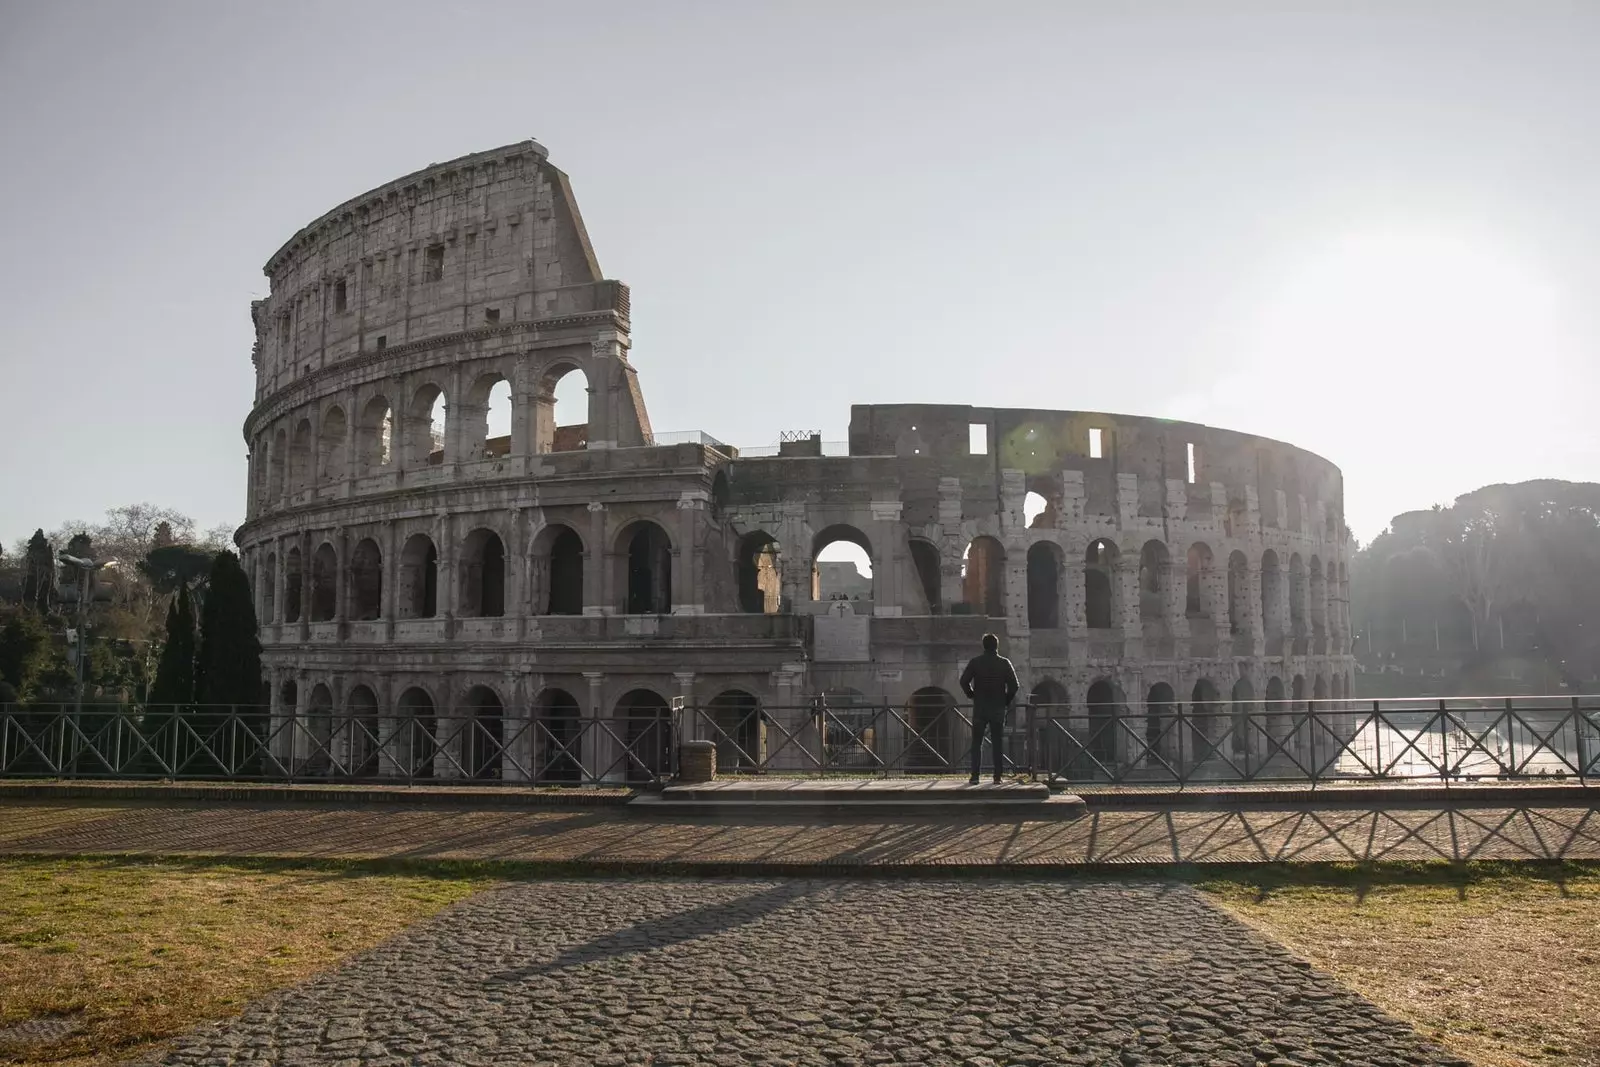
[147,877,1467,1067]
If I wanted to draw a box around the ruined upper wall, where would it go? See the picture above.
[848,404,1346,538]
[249,141,622,402]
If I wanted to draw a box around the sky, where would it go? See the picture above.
[2,0,1596,553]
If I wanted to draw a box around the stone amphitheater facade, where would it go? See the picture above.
[238,140,1355,780]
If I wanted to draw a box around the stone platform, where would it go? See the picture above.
[630,778,1087,819]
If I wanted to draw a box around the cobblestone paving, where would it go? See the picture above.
[149,878,1466,1067]
[1,801,1595,867]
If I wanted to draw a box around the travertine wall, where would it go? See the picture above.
[237,142,1355,782]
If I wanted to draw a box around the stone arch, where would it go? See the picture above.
[1145,682,1178,766]
[709,689,762,772]
[534,361,590,453]
[460,527,507,618]
[534,687,583,782]
[1227,550,1250,636]
[345,684,380,777]
[908,537,941,614]
[1288,553,1308,646]
[356,395,392,472]
[319,405,348,483]
[1260,549,1284,645]
[1230,677,1255,757]
[1027,541,1062,629]
[962,536,1005,617]
[1031,678,1071,773]
[1139,540,1171,633]
[1190,678,1224,755]
[290,418,313,488]
[268,426,288,499]
[905,686,958,772]
[1085,538,1119,629]
[406,382,447,466]
[465,370,513,460]
[348,538,382,620]
[1086,678,1124,769]
[532,524,584,616]
[616,688,672,782]
[812,524,872,602]
[463,684,505,780]
[736,531,781,614]
[309,542,338,622]
[398,533,438,618]
[618,520,672,614]
[1185,542,1214,619]
[283,546,303,623]
[397,686,437,778]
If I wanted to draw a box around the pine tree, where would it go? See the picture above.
[143,585,196,772]
[194,552,263,772]
[23,530,55,613]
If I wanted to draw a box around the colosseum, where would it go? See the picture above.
[238,139,1356,783]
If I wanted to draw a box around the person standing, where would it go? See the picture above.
[959,632,1018,784]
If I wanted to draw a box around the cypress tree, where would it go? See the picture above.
[143,585,196,772]
[194,552,263,772]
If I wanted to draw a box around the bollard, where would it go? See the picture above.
[677,739,716,783]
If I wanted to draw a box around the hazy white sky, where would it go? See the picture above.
[2,0,1596,550]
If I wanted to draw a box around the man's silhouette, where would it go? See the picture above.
[959,633,1018,784]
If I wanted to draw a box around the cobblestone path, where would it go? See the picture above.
[153,878,1465,1067]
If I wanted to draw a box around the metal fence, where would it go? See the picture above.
[3,696,1597,786]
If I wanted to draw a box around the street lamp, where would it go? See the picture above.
[57,552,111,766]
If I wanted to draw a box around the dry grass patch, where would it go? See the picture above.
[1198,862,1600,1067]
[0,857,493,1065]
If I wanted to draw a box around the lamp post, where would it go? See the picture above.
[57,552,108,773]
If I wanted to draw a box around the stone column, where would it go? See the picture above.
[1115,556,1141,654]
[870,500,903,615]
[376,673,400,779]
[333,527,348,625]
[585,502,607,615]
[674,671,697,744]
[675,495,706,615]
[507,507,526,634]
[273,535,288,625]
[290,669,310,773]
[391,384,410,475]
[381,521,397,639]
[434,673,460,779]
[297,532,312,641]
[584,672,621,784]
[1165,559,1189,642]
[435,512,456,634]
[342,387,358,493]
[445,365,464,471]
[510,355,532,459]
[267,666,288,767]
[504,670,530,782]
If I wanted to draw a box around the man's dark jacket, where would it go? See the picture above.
[960,651,1019,715]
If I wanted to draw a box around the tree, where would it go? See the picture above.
[22,530,54,612]
[140,544,218,599]
[145,584,196,730]
[194,552,264,773]
[0,610,51,701]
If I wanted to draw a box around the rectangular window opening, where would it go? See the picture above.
[968,423,987,455]
[484,307,500,324]
[334,279,348,314]
[425,245,444,281]
[375,335,386,352]
[1089,427,1104,459]
[1187,441,1198,483]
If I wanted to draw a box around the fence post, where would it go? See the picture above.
[1025,702,1037,781]
[1575,696,1588,782]
[169,708,180,780]
[1504,696,1517,779]
[1438,699,1449,782]
[1373,701,1383,776]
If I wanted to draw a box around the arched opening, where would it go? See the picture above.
[398,687,436,779]
[1085,539,1118,629]
[1027,541,1061,629]
[356,396,392,472]
[309,542,338,622]
[909,538,941,614]
[460,528,506,618]
[617,689,671,782]
[534,688,582,782]
[812,525,872,602]
[905,687,957,772]
[262,552,277,623]
[535,364,590,453]
[821,687,875,768]
[1313,674,1329,725]
[1145,682,1176,767]
[398,534,438,618]
[406,384,447,467]
[1190,679,1223,759]
[1265,676,1288,749]
[1309,556,1327,647]
[1227,551,1250,636]
[476,375,513,459]
[1230,678,1255,756]
[1260,550,1283,643]
[345,685,380,777]
[1288,553,1308,644]
[536,525,584,615]
[709,689,762,773]
[305,683,334,775]
[1025,490,1054,529]
[319,406,348,484]
[283,546,303,623]
[1186,543,1214,619]
[348,538,382,620]
[268,427,287,499]
[621,522,672,614]
[1086,680,1121,769]
[464,685,504,779]
[736,532,781,614]
[290,418,313,488]
[1139,540,1170,635]
[962,536,1005,617]
[1292,673,1307,711]
[1031,679,1071,774]
[278,680,297,718]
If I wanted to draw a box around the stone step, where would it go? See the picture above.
[629,778,1085,819]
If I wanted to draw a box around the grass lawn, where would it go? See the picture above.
[1197,862,1600,1067]
[0,857,493,1066]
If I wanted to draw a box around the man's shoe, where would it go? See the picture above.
[993,777,1003,784]
[967,776,980,786]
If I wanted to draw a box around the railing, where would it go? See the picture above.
[0,704,675,786]
[3,697,1596,787]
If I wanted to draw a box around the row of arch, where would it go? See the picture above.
[253,363,590,504]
